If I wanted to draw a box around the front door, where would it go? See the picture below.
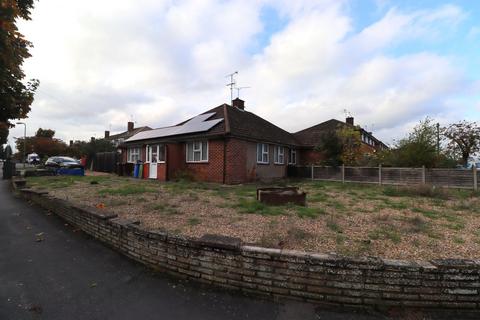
[147,145,158,179]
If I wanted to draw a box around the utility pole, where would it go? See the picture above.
[436,122,440,154]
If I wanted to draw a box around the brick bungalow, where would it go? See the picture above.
[294,117,388,165]
[121,99,386,183]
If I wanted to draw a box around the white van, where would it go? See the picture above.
[27,153,40,164]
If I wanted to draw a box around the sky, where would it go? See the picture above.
[7,0,480,148]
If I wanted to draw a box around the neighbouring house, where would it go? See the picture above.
[104,122,152,147]
[294,117,388,165]
[121,99,386,183]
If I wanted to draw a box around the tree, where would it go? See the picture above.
[443,121,480,167]
[383,117,456,168]
[0,0,39,146]
[337,126,362,165]
[35,128,55,138]
[315,130,343,166]
[15,128,67,159]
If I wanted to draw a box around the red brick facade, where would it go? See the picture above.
[122,138,292,184]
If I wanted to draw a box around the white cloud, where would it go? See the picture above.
[7,0,475,148]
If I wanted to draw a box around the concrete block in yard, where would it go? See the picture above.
[198,234,242,251]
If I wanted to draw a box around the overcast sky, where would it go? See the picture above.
[7,0,480,148]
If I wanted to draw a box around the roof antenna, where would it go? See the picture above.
[226,71,238,105]
[235,86,250,99]
[343,109,352,118]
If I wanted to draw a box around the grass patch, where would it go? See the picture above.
[412,207,439,219]
[368,225,401,244]
[326,218,343,233]
[187,218,201,226]
[287,227,311,241]
[150,202,180,215]
[295,206,326,218]
[234,199,284,216]
[98,185,154,196]
[453,236,465,244]
[382,185,450,200]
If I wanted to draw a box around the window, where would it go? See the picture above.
[127,147,140,163]
[186,141,208,162]
[289,149,297,165]
[257,143,269,164]
[146,145,165,163]
[274,146,285,164]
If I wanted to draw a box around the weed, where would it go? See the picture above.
[234,199,284,216]
[295,206,325,218]
[453,236,465,244]
[326,218,343,233]
[99,185,154,196]
[287,227,311,241]
[382,185,450,200]
[412,207,439,219]
[368,225,401,244]
[407,216,429,233]
[187,218,201,226]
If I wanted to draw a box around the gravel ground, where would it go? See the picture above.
[27,175,480,261]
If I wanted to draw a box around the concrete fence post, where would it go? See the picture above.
[422,165,426,185]
[474,166,478,191]
[311,165,314,181]
[379,164,382,185]
[341,164,345,184]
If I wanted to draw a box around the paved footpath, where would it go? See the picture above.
[0,178,385,320]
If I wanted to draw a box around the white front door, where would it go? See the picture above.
[147,145,158,179]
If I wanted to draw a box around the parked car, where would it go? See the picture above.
[27,153,40,165]
[45,156,83,168]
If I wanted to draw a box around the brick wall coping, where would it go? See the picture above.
[15,187,480,311]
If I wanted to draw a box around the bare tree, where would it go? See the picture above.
[443,121,480,166]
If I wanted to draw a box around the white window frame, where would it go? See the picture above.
[274,146,285,165]
[146,144,165,163]
[186,140,208,163]
[289,149,297,165]
[257,143,269,164]
[127,147,140,163]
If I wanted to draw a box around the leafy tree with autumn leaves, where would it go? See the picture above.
[0,0,39,146]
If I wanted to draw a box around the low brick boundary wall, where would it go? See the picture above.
[18,188,480,311]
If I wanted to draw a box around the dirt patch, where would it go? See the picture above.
[26,175,480,260]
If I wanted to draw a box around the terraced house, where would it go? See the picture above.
[121,98,386,184]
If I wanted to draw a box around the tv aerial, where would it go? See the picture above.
[235,86,250,99]
[226,71,238,104]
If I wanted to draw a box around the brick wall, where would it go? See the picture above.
[19,188,480,312]
[299,149,325,165]
[184,139,224,183]
[225,138,248,184]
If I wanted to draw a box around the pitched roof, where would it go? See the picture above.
[294,119,387,148]
[107,126,152,141]
[125,103,299,146]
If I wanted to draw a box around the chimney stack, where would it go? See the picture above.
[128,121,134,132]
[105,130,110,139]
[69,140,73,147]
[232,98,245,110]
[90,137,95,142]
[346,117,354,126]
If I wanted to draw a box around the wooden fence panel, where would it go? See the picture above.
[288,166,478,190]
[344,167,378,183]
[426,168,473,189]
[313,166,342,181]
[380,167,423,185]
